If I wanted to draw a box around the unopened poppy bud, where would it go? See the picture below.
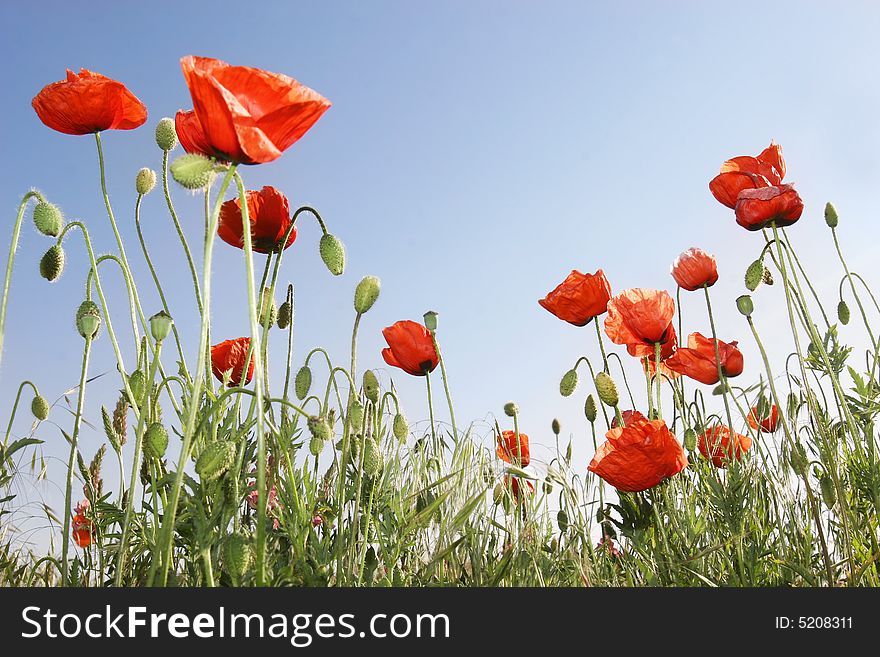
[31,394,50,421]
[276,301,292,329]
[223,533,253,579]
[551,418,561,436]
[584,395,597,423]
[736,294,754,317]
[503,401,519,417]
[135,167,157,195]
[423,310,438,331]
[363,370,380,404]
[393,413,408,441]
[349,399,365,429]
[39,244,65,282]
[259,288,277,326]
[126,370,146,405]
[594,372,618,407]
[684,428,697,451]
[33,202,63,237]
[149,310,173,343]
[144,422,168,459]
[294,366,312,400]
[319,233,346,276]
[789,442,808,476]
[170,153,214,190]
[308,415,333,443]
[837,300,850,325]
[354,275,381,314]
[309,435,323,457]
[195,441,236,481]
[559,368,578,397]
[557,509,569,532]
[363,436,383,477]
[819,474,836,508]
[155,117,178,152]
[75,300,101,339]
[824,202,839,228]
[492,483,504,505]
[744,259,765,291]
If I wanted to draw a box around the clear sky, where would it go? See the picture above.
[2,1,880,549]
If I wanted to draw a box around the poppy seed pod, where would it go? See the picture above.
[349,399,365,430]
[307,415,333,443]
[294,366,312,400]
[31,394,50,421]
[223,533,253,579]
[33,202,63,237]
[155,117,178,151]
[170,153,215,190]
[277,301,292,329]
[195,441,236,481]
[39,244,65,282]
[837,300,850,325]
[736,295,754,317]
[423,310,438,331]
[354,276,381,314]
[744,259,765,292]
[143,422,168,459]
[584,395,597,423]
[824,202,839,228]
[319,233,346,276]
[503,401,519,417]
[559,368,578,397]
[75,300,101,339]
[393,413,408,441]
[135,167,157,195]
[149,310,173,343]
[594,372,619,407]
[552,418,561,436]
[363,370,380,404]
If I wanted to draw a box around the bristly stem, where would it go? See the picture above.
[429,329,459,443]
[161,150,202,314]
[3,380,40,448]
[703,285,735,433]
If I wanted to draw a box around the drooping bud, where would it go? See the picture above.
[276,301,292,329]
[319,233,346,276]
[195,441,236,481]
[149,310,173,343]
[744,259,764,292]
[551,418,561,436]
[155,117,178,152]
[170,153,215,190]
[423,310,438,332]
[363,436,383,477]
[393,413,408,441]
[309,435,323,457]
[559,368,578,397]
[135,167,157,195]
[31,394,50,421]
[39,244,65,282]
[75,300,101,339]
[684,428,697,451]
[837,300,850,325]
[33,202,63,237]
[503,401,519,417]
[348,399,365,430]
[363,370,380,404]
[824,202,839,228]
[259,287,277,326]
[594,372,619,407]
[584,395,597,423]
[736,294,754,317]
[294,366,312,400]
[557,509,569,533]
[819,474,836,508]
[144,422,169,459]
[307,415,333,443]
[354,276,381,314]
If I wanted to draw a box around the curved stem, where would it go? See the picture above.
[161,150,202,313]
[3,380,40,447]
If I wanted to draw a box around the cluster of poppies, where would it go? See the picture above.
[537,142,792,493]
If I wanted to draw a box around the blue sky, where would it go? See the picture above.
[2,1,880,547]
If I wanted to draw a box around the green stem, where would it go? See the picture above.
[3,380,40,447]
[703,285,735,432]
[429,330,459,443]
[161,150,202,314]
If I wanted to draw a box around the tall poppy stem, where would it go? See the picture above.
[424,372,438,456]
[594,317,610,373]
[161,150,202,314]
[3,380,40,448]
[429,330,459,443]
[654,342,663,420]
[702,285,735,433]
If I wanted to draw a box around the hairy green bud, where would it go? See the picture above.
[276,301,292,329]
[155,117,178,152]
[354,275,381,314]
[319,233,346,276]
[684,428,697,451]
[135,167,157,195]
[349,399,365,430]
[551,418,561,436]
[824,202,839,228]
[584,395,597,423]
[144,422,169,459]
[170,153,215,190]
[39,244,65,282]
[31,394,49,421]
[557,509,569,533]
[594,372,619,407]
[223,533,253,579]
[195,441,236,481]
[559,368,578,397]
[294,366,312,400]
[393,413,408,442]
[819,474,836,508]
[363,436,383,478]
[33,202,63,237]
[308,415,333,443]
[744,259,765,292]
[837,300,850,325]
[363,370,380,404]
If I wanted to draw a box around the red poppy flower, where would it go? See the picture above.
[381,320,439,376]
[748,404,779,433]
[604,288,676,358]
[72,513,95,548]
[709,142,786,208]
[628,323,677,363]
[539,269,612,326]
[588,417,688,492]
[496,430,530,467]
[218,186,297,253]
[698,425,751,468]
[664,332,743,385]
[179,56,331,165]
[32,69,147,136]
[504,475,535,503]
[610,409,647,429]
[734,184,804,232]
[671,247,719,291]
[211,337,255,386]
